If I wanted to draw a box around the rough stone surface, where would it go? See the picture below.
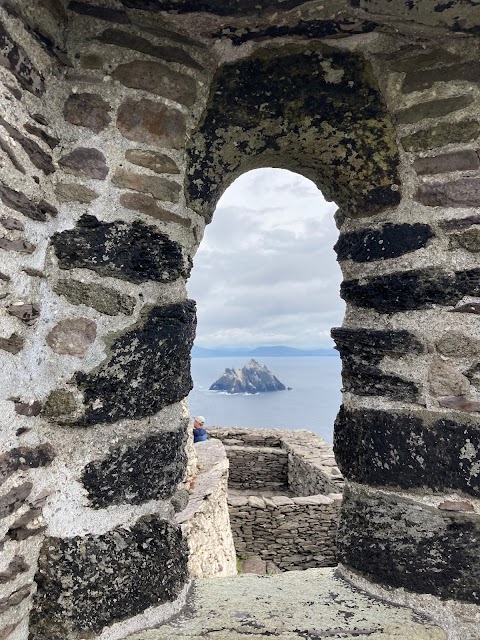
[54,279,135,316]
[63,93,111,133]
[42,389,77,418]
[0,22,44,95]
[128,568,447,640]
[76,301,195,425]
[30,516,188,639]
[0,333,24,355]
[436,331,480,358]
[403,61,480,93]
[428,357,470,396]
[0,183,56,221]
[0,238,35,254]
[401,120,480,152]
[413,150,480,175]
[82,424,187,507]
[337,486,480,603]
[117,98,186,149]
[334,406,480,496]
[112,168,180,202]
[7,303,40,325]
[54,182,98,203]
[451,227,480,252]
[340,355,420,402]
[125,149,179,174]
[415,178,480,208]
[120,193,191,227]
[187,44,400,220]
[58,147,108,180]
[395,95,474,125]
[0,116,55,174]
[46,318,97,357]
[332,327,425,364]
[52,214,190,284]
[112,60,197,106]
[341,267,480,312]
[334,223,433,262]
[0,482,32,519]
[0,444,55,485]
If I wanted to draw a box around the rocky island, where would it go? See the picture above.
[209,359,288,394]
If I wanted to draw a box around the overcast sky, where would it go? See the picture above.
[186,168,345,349]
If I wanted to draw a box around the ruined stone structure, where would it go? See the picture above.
[0,1,480,639]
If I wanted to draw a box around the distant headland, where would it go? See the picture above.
[192,345,338,358]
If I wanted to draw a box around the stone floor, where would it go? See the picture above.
[128,568,446,640]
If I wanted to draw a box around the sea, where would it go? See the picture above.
[187,355,342,444]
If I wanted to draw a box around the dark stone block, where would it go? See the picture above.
[63,93,111,133]
[341,267,480,312]
[24,123,59,150]
[439,214,480,230]
[339,355,419,402]
[387,48,460,73]
[0,444,55,486]
[0,22,45,96]
[334,406,480,496]
[0,182,55,221]
[401,120,480,152]
[76,302,196,425]
[0,482,32,519]
[415,178,480,207]
[82,423,187,507]
[119,0,306,15]
[395,95,474,124]
[30,515,188,639]
[413,150,480,175]
[52,214,190,284]
[0,116,54,174]
[68,1,130,22]
[98,28,203,70]
[0,333,24,355]
[337,485,480,603]
[403,61,480,93]
[117,97,186,149]
[331,327,425,364]
[58,147,108,180]
[334,223,433,262]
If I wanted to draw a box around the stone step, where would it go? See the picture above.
[127,568,446,640]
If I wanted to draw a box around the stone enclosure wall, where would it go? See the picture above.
[209,427,343,570]
[0,1,479,639]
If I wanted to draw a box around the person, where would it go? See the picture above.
[193,416,208,443]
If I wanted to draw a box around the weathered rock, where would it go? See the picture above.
[52,214,189,284]
[63,93,111,133]
[54,279,135,316]
[334,223,433,262]
[76,301,195,425]
[428,358,470,396]
[210,359,287,394]
[0,22,44,95]
[0,182,55,221]
[413,150,480,175]
[401,120,480,152]
[438,396,480,412]
[450,302,480,315]
[403,61,480,93]
[0,116,54,174]
[451,228,480,252]
[80,53,104,69]
[0,585,31,615]
[120,193,191,227]
[46,318,96,357]
[58,147,108,180]
[0,238,35,254]
[440,215,480,230]
[112,60,197,107]
[1,216,24,230]
[415,178,480,207]
[42,389,77,418]
[112,169,180,202]
[0,482,32,518]
[14,400,42,416]
[98,28,202,70]
[0,555,29,584]
[337,485,480,603]
[340,355,419,402]
[331,328,425,364]
[0,135,25,174]
[30,516,188,639]
[23,122,59,149]
[7,507,46,540]
[438,501,474,512]
[82,424,187,507]
[0,333,24,355]
[7,303,40,325]
[117,98,186,149]
[0,444,55,485]
[436,331,480,358]
[119,0,305,15]
[68,1,129,23]
[395,95,474,125]
[388,49,460,73]
[125,149,179,174]
[334,406,480,496]
[341,267,480,312]
[54,183,98,203]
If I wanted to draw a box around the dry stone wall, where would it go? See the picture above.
[0,1,479,638]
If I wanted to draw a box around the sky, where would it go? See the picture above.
[186,168,345,349]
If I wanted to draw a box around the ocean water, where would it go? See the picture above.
[187,355,342,444]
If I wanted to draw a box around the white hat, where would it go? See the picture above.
[195,416,205,425]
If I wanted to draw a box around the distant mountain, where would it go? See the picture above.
[210,359,287,394]
[191,345,338,358]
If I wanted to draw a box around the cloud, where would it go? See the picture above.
[187,168,345,348]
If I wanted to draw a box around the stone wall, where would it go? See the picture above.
[221,445,288,491]
[229,493,341,571]
[176,439,236,579]
[0,1,479,638]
